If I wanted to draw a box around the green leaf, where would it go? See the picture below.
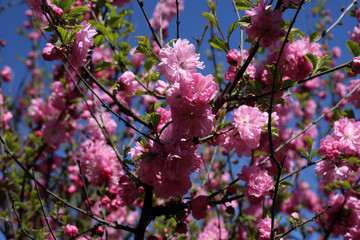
[235,0,253,10]
[305,53,318,69]
[227,21,240,40]
[144,57,159,73]
[68,6,89,17]
[56,26,68,42]
[280,181,293,188]
[342,108,355,119]
[94,34,105,46]
[201,12,217,25]
[298,147,308,159]
[209,37,228,53]
[281,79,297,89]
[342,156,360,166]
[305,136,313,153]
[310,149,319,160]
[135,35,161,61]
[105,3,117,15]
[347,40,360,57]
[59,0,74,13]
[309,31,319,42]
[239,15,251,28]
[334,180,351,189]
[95,61,112,71]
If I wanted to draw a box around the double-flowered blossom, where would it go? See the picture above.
[70,22,97,68]
[1,66,12,82]
[116,71,140,96]
[130,127,202,198]
[347,79,360,108]
[224,49,256,81]
[231,105,268,157]
[238,165,274,203]
[244,0,285,50]
[258,217,277,239]
[158,38,204,84]
[79,139,123,187]
[279,37,323,81]
[86,111,117,139]
[198,217,228,240]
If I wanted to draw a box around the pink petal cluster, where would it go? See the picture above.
[117,175,138,206]
[347,79,360,108]
[79,139,123,187]
[333,117,360,155]
[70,23,97,68]
[238,165,274,203]
[41,119,67,147]
[42,43,60,62]
[49,81,66,110]
[198,217,228,240]
[158,39,204,84]
[258,217,277,240]
[130,127,202,198]
[245,0,285,50]
[150,0,184,32]
[113,0,131,7]
[282,0,302,7]
[64,224,78,237]
[231,105,268,156]
[224,49,256,81]
[349,25,360,45]
[279,37,323,81]
[86,111,117,139]
[117,71,140,95]
[191,195,209,220]
[1,66,12,82]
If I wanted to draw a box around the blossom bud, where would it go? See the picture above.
[351,56,360,74]
[42,43,59,62]
[95,226,104,236]
[226,185,236,195]
[175,222,188,234]
[54,7,64,18]
[290,212,300,220]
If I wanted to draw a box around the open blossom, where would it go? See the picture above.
[198,218,228,240]
[41,119,67,147]
[245,0,285,50]
[279,37,323,81]
[64,224,78,237]
[86,111,117,139]
[49,81,65,109]
[259,217,277,239]
[319,135,342,160]
[233,105,268,150]
[224,49,256,81]
[130,126,202,198]
[79,139,123,187]
[1,66,12,82]
[349,25,360,45]
[70,22,97,68]
[347,79,360,108]
[117,175,137,206]
[158,38,204,83]
[333,117,360,155]
[180,73,219,104]
[191,195,209,220]
[238,165,274,203]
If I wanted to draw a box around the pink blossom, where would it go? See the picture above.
[224,49,256,81]
[352,57,360,74]
[117,175,137,206]
[150,0,184,31]
[333,71,345,82]
[279,37,323,81]
[304,99,316,119]
[49,81,66,109]
[28,97,46,123]
[258,217,277,239]
[1,66,12,82]
[158,39,204,84]
[349,25,360,45]
[282,0,302,7]
[233,105,268,151]
[117,71,139,95]
[131,127,202,198]
[70,23,97,68]
[245,0,285,50]
[333,117,360,155]
[86,111,117,139]
[332,46,341,58]
[42,43,60,62]
[319,135,342,160]
[130,47,145,70]
[64,224,78,237]
[79,139,123,187]
[191,195,209,220]
[1,111,13,129]
[180,73,219,104]
[41,119,67,147]
[198,218,228,240]
[347,79,360,108]
[113,0,131,7]
[238,165,274,203]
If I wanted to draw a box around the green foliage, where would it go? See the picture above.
[208,37,228,53]
[235,0,253,10]
[135,35,161,61]
[346,40,360,57]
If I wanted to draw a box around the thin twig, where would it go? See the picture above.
[276,205,332,239]
[231,0,243,65]
[176,0,180,39]
[315,0,357,43]
[260,76,360,165]
[0,136,136,233]
[10,193,35,240]
[208,177,240,200]
[32,168,57,240]
[76,160,93,214]
[136,0,162,48]
[195,21,209,53]
[280,158,325,182]
[208,194,244,205]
